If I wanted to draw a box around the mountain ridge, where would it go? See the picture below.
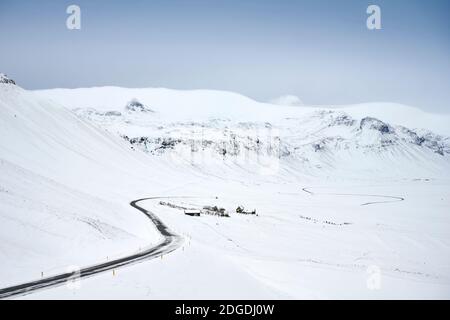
[35,86,450,136]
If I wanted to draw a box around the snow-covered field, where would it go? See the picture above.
[1,74,449,299]
[22,180,450,299]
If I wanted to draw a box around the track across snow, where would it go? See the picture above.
[0,197,183,299]
[302,187,405,206]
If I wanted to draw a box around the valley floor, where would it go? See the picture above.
[17,177,450,299]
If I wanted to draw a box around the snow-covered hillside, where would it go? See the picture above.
[0,77,176,288]
[1,77,449,299]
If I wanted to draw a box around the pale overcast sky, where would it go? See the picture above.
[0,0,449,112]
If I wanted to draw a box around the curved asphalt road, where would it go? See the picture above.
[0,197,183,300]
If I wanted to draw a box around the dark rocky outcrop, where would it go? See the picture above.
[360,117,394,134]
[0,73,16,85]
[125,98,154,113]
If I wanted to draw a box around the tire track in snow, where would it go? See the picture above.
[0,197,184,299]
[302,187,404,206]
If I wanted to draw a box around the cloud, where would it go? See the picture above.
[269,95,304,107]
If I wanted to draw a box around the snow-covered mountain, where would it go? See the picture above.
[36,86,450,135]
[1,78,450,299]
[36,87,450,179]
